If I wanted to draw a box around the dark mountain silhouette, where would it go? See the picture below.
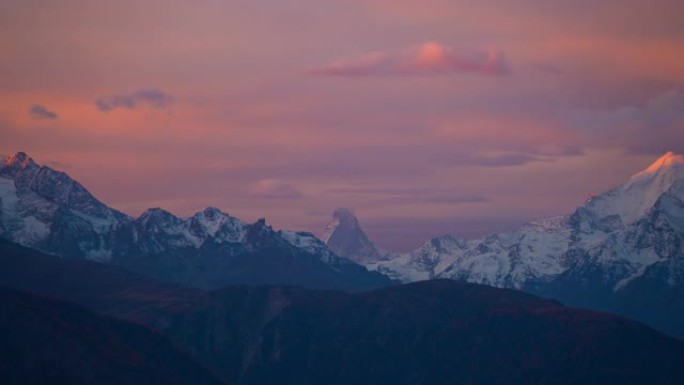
[0,287,224,385]
[2,240,684,385]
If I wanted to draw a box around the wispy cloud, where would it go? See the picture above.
[309,42,508,77]
[430,151,559,168]
[327,186,489,206]
[573,89,684,155]
[95,89,172,112]
[28,104,58,120]
[250,179,303,199]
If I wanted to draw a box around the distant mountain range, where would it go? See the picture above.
[4,151,684,338]
[2,239,683,385]
[322,152,684,339]
[0,152,392,291]
[3,150,684,383]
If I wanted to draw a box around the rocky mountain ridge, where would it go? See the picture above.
[0,152,392,291]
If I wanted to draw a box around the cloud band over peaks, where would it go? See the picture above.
[309,42,508,77]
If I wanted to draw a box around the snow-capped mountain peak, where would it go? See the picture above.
[581,151,684,226]
[630,151,684,181]
[191,207,247,241]
[0,152,130,260]
[193,207,235,235]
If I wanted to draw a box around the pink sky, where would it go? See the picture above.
[2,0,683,250]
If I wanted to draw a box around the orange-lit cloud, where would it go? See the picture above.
[309,42,508,77]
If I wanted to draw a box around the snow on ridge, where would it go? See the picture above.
[0,177,19,218]
[322,216,340,244]
[585,157,684,226]
[364,153,684,291]
[630,151,684,180]
[0,152,350,268]
[279,229,342,264]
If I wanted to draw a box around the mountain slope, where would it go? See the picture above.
[0,152,392,291]
[366,152,684,338]
[238,280,684,385]
[0,287,224,385]
[0,238,206,318]
[1,243,683,385]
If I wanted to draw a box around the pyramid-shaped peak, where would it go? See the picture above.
[584,151,684,226]
[332,208,358,223]
[323,208,381,263]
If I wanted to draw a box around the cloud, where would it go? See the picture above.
[573,89,684,155]
[309,42,508,77]
[250,179,303,199]
[95,89,172,112]
[28,104,58,120]
[432,152,545,168]
[431,147,582,168]
[326,185,489,206]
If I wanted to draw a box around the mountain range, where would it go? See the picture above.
[3,150,684,382]
[0,152,392,291]
[3,150,684,339]
[322,152,684,339]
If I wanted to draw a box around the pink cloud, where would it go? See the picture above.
[250,179,303,200]
[309,42,508,77]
